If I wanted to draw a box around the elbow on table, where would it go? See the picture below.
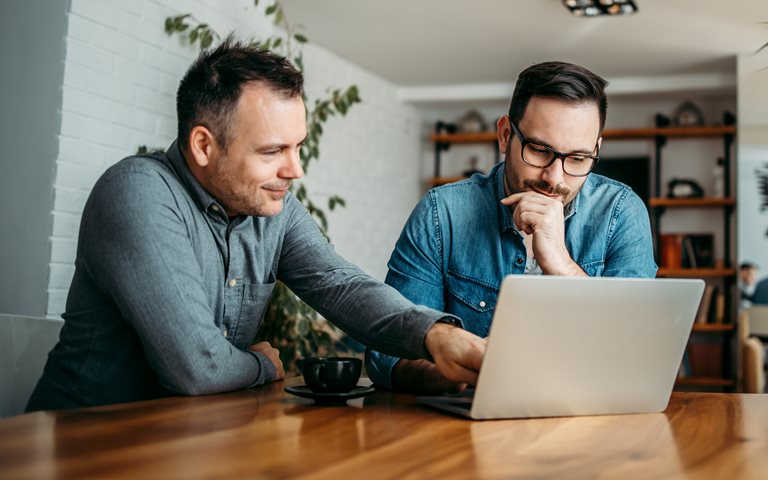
[161,365,231,396]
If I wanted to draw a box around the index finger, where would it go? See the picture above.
[500,192,527,206]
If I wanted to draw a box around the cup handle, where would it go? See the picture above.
[309,363,327,390]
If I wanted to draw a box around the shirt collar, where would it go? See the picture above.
[494,161,581,234]
[166,140,228,218]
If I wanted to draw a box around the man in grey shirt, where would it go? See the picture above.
[26,40,484,411]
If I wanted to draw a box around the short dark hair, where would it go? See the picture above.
[508,61,608,132]
[176,37,304,151]
[741,262,759,271]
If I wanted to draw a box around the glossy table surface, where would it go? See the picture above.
[1,377,766,479]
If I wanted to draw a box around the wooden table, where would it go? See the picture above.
[1,378,766,479]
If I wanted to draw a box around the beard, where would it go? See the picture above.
[504,149,572,203]
[206,156,292,217]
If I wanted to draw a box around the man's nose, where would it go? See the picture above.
[541,156,566,185]
[281,150,304,179]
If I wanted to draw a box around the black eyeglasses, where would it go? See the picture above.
[509,120,599,177]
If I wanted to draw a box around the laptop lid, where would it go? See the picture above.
[422,276,704,420]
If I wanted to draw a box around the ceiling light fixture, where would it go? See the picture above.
[563,0,638,17]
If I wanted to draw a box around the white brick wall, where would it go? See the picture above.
[300,44,423,281]
[46,0,424,315]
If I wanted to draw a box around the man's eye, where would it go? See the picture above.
[529,146,549,154]
[566,156,589,163]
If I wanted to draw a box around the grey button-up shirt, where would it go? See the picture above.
[27,141,456,411]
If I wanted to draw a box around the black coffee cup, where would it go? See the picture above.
[301,357,362,393]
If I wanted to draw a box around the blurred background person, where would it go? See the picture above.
[740,261,760,308]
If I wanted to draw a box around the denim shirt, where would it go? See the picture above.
[366,161,657,389]
[27,141,455,411]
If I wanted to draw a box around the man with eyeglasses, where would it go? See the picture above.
[367,61,657,393]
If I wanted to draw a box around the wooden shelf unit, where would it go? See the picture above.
[691,323,735,333]
[647,122,737,392]
[675,376,735,388]
[429,125,736,146]
[657,267,736,278]
[649,197,736,208]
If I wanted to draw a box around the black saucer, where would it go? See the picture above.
[284,385,375,404]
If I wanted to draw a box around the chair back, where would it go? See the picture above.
[741,309,767,393]
[0,314,62,417]
[747,306,768,336]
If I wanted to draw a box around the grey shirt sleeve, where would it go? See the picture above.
[80,170,275,395]
[276,196,461,360]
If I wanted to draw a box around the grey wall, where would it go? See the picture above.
[0,1,69,316]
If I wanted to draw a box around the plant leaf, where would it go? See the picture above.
[265,3,278,15]
[294,33,308,43]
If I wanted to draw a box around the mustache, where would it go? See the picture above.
[522,179,570,198]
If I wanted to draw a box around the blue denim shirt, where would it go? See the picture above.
[366,161,657,389]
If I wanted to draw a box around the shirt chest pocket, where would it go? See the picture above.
[578,259,605,277]
[226,279,276,349]
[445,272,498,337]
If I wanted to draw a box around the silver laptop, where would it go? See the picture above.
[419,276,705,420]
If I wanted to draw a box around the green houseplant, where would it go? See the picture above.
[164,0,362,374]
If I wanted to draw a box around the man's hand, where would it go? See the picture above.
[424,322,486,385]
[249,341,285,381]
[392,358,468,395]
[501,191,585,276]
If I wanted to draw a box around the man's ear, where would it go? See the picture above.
[497,115,511,154]
[187,126,217,168]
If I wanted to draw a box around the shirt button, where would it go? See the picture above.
[223,328,229,338]
[479,301,487,308]
[516,257,524,265]
[228,279,237,287]
[211,205,220,212]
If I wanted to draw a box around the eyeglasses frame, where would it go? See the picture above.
[508,119,600,177]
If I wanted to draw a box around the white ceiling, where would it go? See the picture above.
[280,0,768,88]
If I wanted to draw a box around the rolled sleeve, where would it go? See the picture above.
[365,349,400,390]
[246,351,278,387]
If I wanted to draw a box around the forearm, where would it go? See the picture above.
[289,265,451,359]
[279,201,456,360]
[542,257,587,276]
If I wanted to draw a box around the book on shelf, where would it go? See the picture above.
[660,233,715,269]
[694,285,718,324]
[715,291,725,323]
[660,233,683,268]
[681,234,715,268]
